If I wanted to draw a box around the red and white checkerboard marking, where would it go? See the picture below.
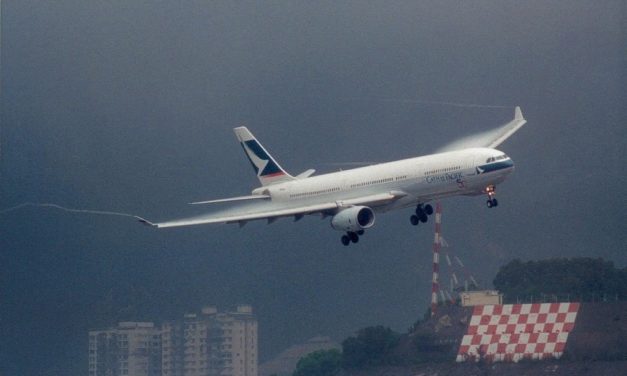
[457,302,580,362]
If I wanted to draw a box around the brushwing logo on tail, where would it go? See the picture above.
[242,140,284,177]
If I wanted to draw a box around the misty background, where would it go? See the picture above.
[1,1,625,374]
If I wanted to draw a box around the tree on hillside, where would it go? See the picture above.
[493,257,627,302]
[293,349,341,376]
[341,326,400,369]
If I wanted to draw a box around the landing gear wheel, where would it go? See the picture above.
[349,232,359,243]
[341,235,350,246]
[486,198,498,208]
[412,204,435,226]
[357,229,365,236]
[410,215,419,226]
[424,204,434,215]
[484,185,499,209]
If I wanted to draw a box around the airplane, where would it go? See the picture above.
[137,107,526,245]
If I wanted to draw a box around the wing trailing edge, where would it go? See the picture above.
[189,194,270,205]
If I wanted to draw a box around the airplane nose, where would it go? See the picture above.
[505,158,515,173]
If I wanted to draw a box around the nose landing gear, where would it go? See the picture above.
[410,203,434,226]
[485,185,498,208]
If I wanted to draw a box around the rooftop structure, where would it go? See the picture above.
[460,290,503,307]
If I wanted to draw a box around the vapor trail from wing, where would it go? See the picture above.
[0,202,138,219]
[342,97,512,109]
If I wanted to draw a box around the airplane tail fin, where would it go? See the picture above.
[233,126,295,186]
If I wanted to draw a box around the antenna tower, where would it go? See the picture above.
[430,202,442,316]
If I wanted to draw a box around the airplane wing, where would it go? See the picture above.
[437,106,526,152]
[136,191,406,229]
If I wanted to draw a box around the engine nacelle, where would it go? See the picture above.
[330,206,375,232]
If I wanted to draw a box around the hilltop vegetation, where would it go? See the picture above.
[493,258,627,302]
[292,326,400,376]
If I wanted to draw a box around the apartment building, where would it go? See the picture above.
[88,321,162,376]
[162,305,257,376]
[90,306,257,376]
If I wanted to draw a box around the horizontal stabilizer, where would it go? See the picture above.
[296,169,316,179]
[189,194,270,205]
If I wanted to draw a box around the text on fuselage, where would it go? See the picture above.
[425,172,463,184]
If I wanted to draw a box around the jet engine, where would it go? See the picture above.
[330,206,375,232]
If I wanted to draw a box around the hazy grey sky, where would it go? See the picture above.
[1,1,625,374]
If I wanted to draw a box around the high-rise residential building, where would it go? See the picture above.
[162,305,258,376]
[90,306,257,376]
[88,321,162,376]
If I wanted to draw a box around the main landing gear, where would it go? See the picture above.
[409,204,434,226]
[485,185,498,208]
[341,230,365,246]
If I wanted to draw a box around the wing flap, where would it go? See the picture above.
[337,191,407,207]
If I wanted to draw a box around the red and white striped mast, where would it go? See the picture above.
[431,202,442,316]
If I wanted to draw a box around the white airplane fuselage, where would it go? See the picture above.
[255,147,513,213]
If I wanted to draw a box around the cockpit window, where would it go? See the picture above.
[486,154,508,163]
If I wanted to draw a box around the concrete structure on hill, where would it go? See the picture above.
[460,290,503,307]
